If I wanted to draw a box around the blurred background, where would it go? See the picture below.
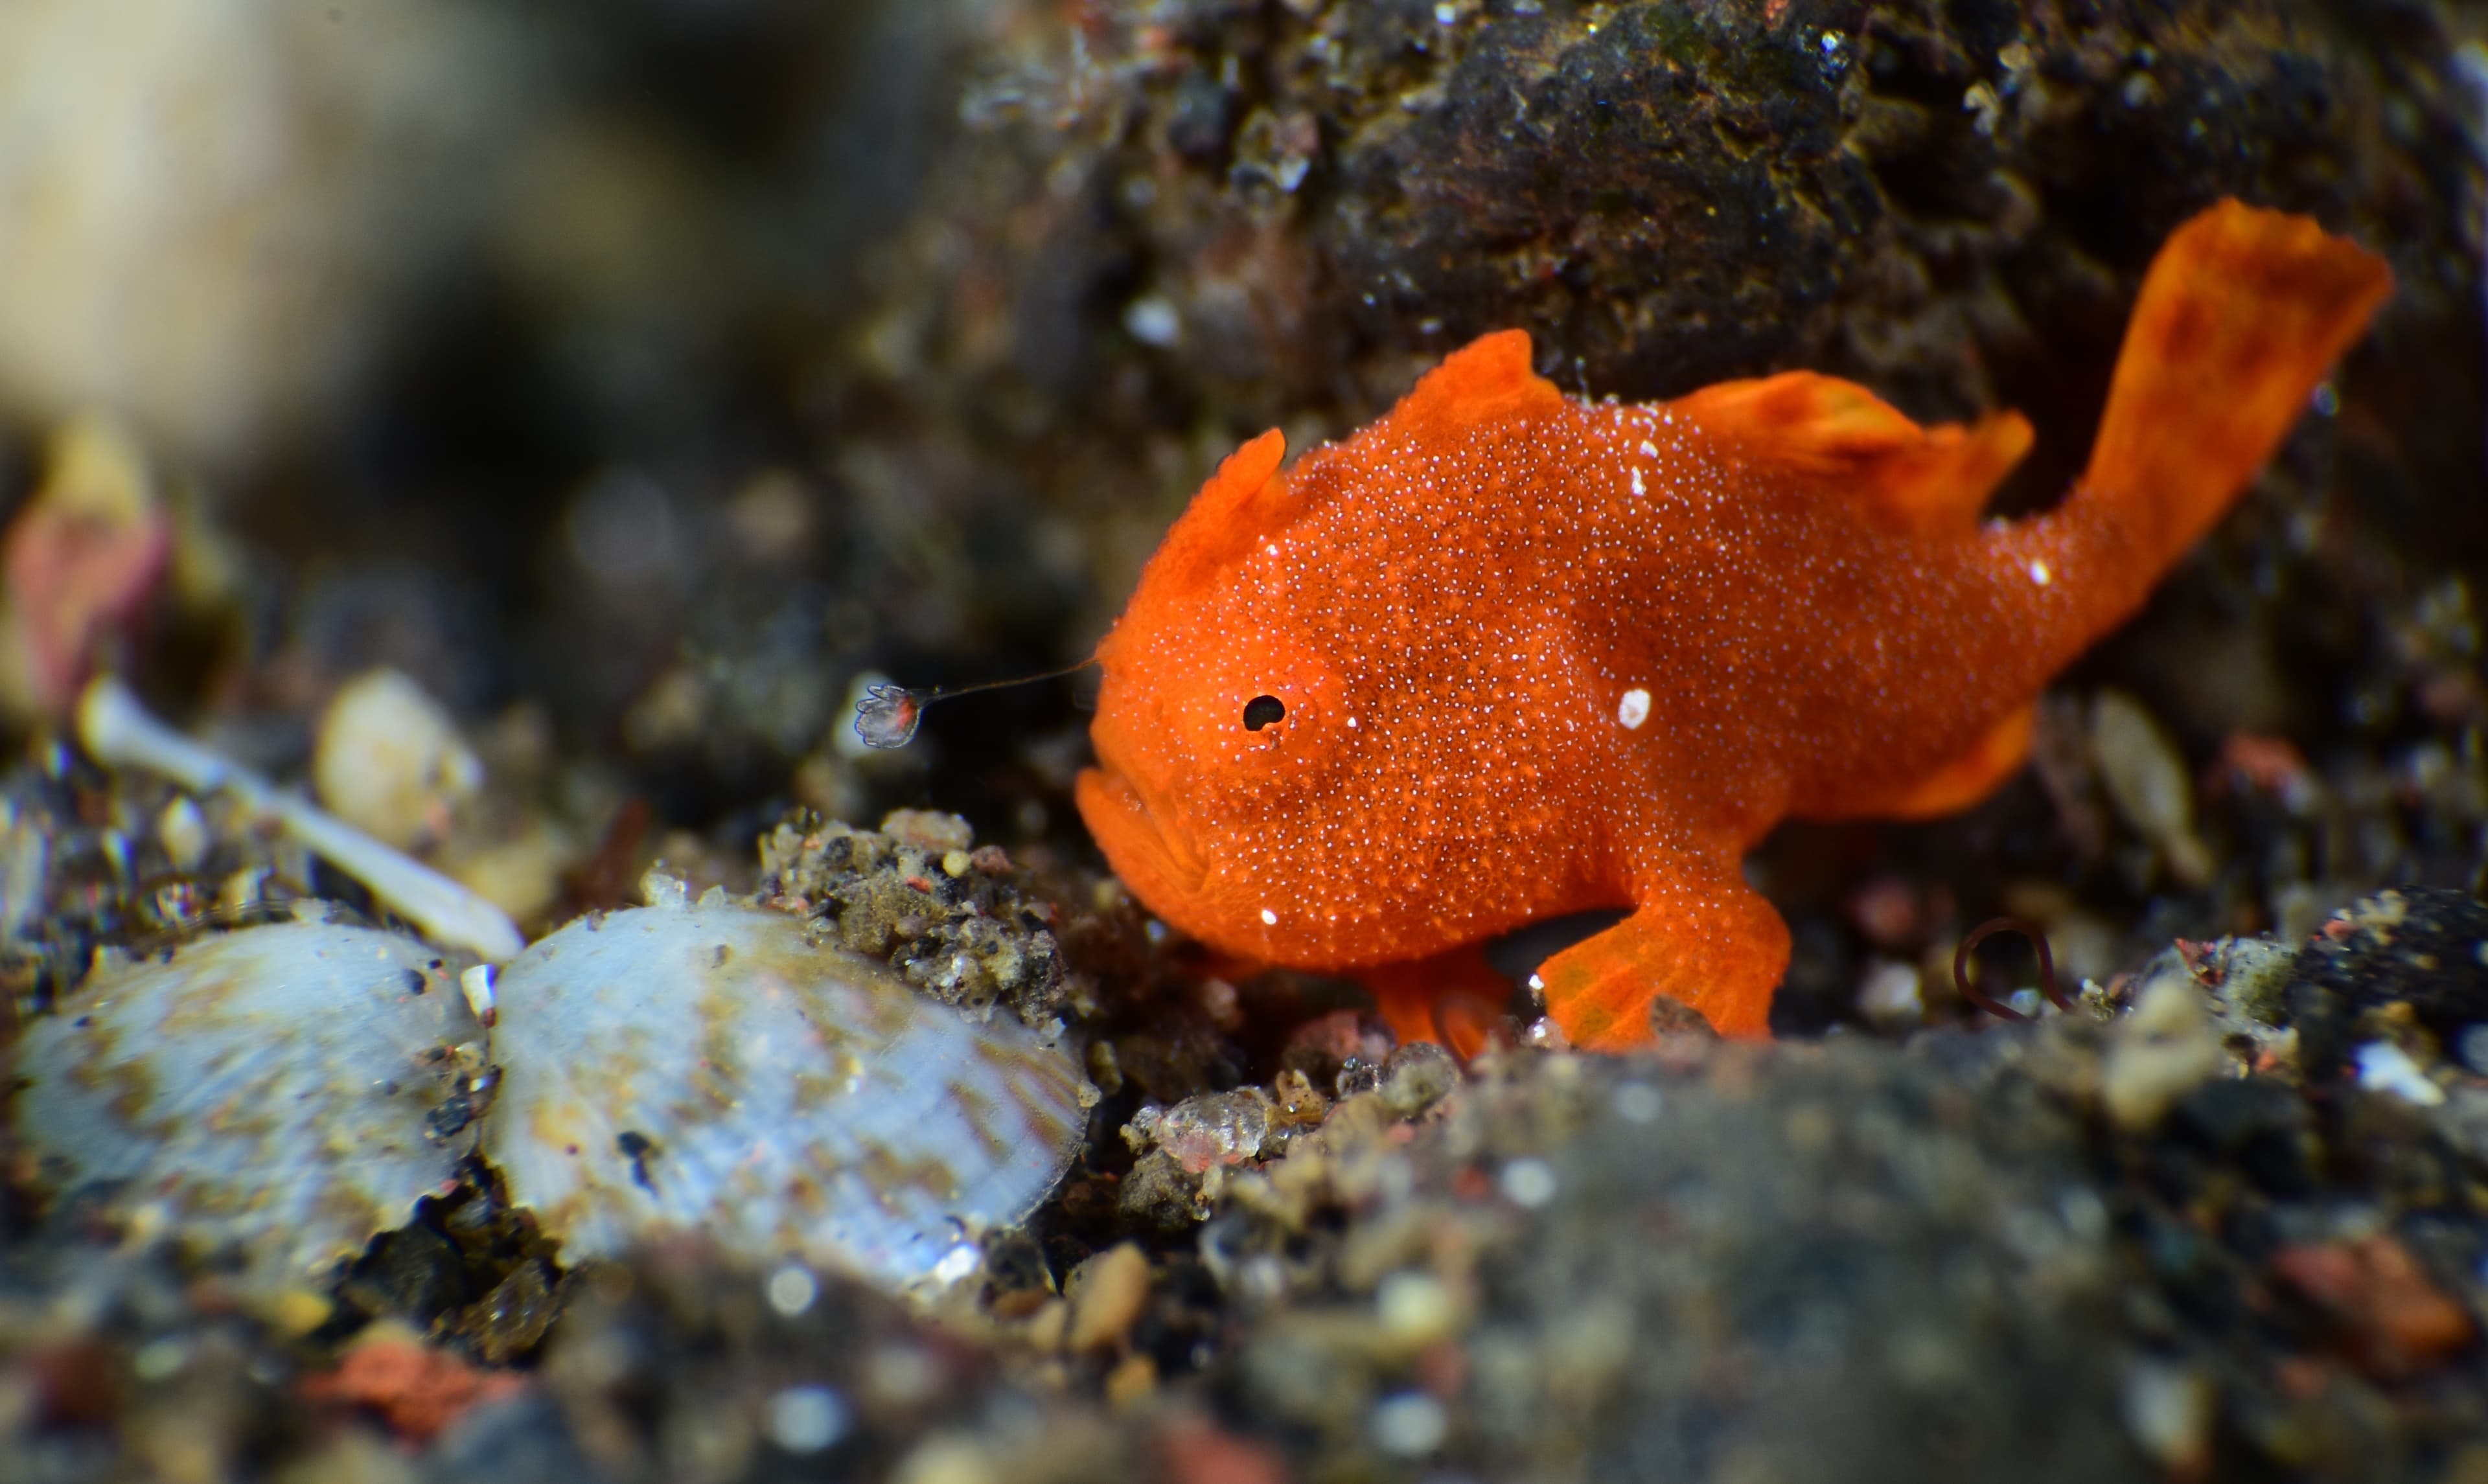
[6,9,2488,1476]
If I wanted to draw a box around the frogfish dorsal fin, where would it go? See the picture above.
[1392,329,1568,437]
[1127,429,1291,609]
[1674,371,2033,538]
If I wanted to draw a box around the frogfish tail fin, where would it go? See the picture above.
[2079,199,2392,560]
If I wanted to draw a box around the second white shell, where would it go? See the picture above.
[483,903,1087,1288]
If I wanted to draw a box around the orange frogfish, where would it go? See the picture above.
[1075,201,2391,1050]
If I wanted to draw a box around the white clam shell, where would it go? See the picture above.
[483,904,1087,1288]
[7,921,482,1290]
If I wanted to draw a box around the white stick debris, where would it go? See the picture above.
[76,676,526,961]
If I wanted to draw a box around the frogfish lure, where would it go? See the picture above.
[1072,200,2391,1049]
[853,662,1098,751]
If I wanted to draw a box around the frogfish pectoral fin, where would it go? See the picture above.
[1536,870,1787,1047]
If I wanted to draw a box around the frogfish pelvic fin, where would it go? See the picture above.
[1076,200,2393,1050]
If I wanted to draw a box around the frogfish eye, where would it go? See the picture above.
[1241,694,1286,731]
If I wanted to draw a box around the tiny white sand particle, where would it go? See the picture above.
[1376,1271,1455,1341]
[460,964,496,1028]
[930,1242,982,1286]
[1617,688,1652,729]
[2356,1041,2445,1106]
[132,1338,189,1382]
[766,1386,851,1454]
[1261,908,1278,925]
[1613,1082,1663,1123]
[1123,295,1181,347]
[766,1264,818,1317]
[1346,716,1358,728]
[1373,1393,1449,1455]
[1500,1157,1558,1208]
[2029,558,2052,586]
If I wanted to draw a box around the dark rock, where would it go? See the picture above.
[2286,889,2488,1079]
[455,1260,564,1366]
[345,1223,479,1327]
[1116,1149,1206,1235]
[426,1394,608,1484]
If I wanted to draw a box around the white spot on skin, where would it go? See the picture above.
[1630,468,1644,496]
[1266,543,1280,556]
[1261,908,1278,925]
[1346,716,1358,728]
[1617,688,1652,730]
[2028,559,2052,586]
[1639,440,1657,457]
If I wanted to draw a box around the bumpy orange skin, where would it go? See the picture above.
[1077,201,2391,1049]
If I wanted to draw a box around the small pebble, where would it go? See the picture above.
[2121,1360,2213,1473]
[866,1344,941,1407]
[1500,1157,1558,1208]
[459,963,496,1027]
[1122,295,1181,347]
[1523,1016,1569,1049]
[132,1337,190,1382]
[1378,1042,1458,1117]
[1105,1352,1158,1406]
[766,1264,818,1318]
[157,795,207,873]
[881,808,973,854]
[2458,1023,2488,1077]
[1611,1082,1663,1124]
[1376,1270,1457,1345]
[931,1243,982,1286]
[2355,1041,2447,1106]
[2089,691,2213,887]
[2101,968,2226,1131]
[893,1438,997,1484]
[1856,959,1924,1029]
[765,1384,851,1454]
[1156,1090,1273,1172]
[1066,1242,1151,1351]
[638,864,689,909]
[312,667,482,850]
[1370,1393,1449,1455]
